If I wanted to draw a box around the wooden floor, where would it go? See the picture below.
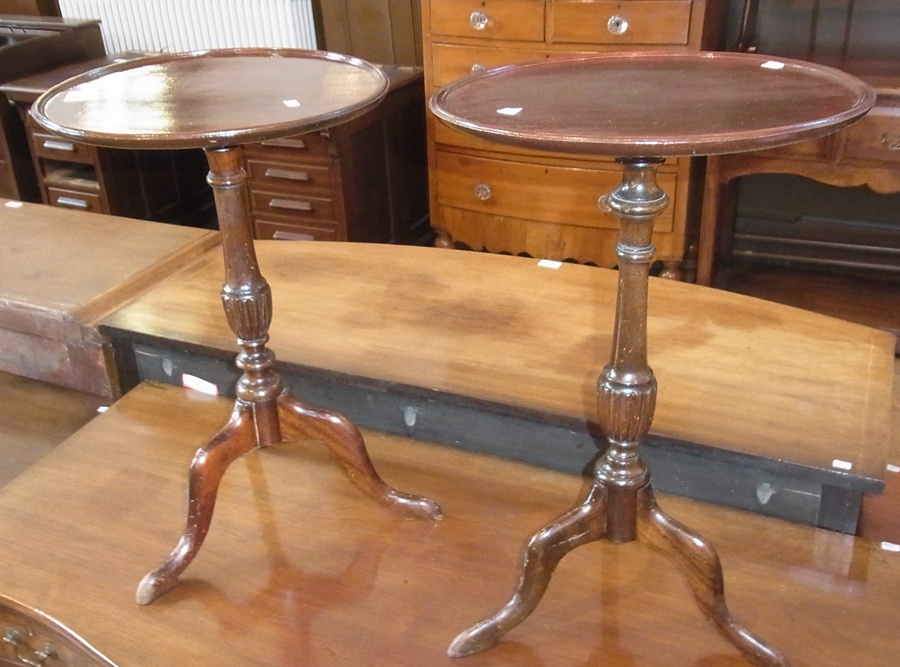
[718,264,900,542]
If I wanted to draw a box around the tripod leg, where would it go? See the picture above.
[136,402,257,605]
[448,484,607,658]
[635,486,791,667]
[277,394,442,521]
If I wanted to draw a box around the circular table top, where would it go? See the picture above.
[30,49,389,150]
[430,51,876,157]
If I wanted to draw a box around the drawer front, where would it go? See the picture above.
[46,186,103,213]
[254,218,340,242]
[430,0,546,42]
[435,150,675,231]
[250,188,336,222]
[430,43,547,88]
[243,131,333,161]
[30,131,94,164]
[552,0,692,45]
[756,136,830,160]
[842,108,900,165]
[246,158,334,195]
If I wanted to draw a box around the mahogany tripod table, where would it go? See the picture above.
[430,51,874,666]
[30,49,442,605]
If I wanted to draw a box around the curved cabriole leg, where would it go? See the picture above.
[136,403,257,604]
[277,393,442,521]
[635,486,791,667]
[448,485,607,657]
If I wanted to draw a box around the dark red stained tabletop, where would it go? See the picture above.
[30,48,389,150]
[429,51,876,157]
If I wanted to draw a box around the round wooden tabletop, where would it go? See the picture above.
[30,48,389,150]
[429,51,876,157]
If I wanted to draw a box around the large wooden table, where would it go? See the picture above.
[99,241,895,532]
[0,381,896,666]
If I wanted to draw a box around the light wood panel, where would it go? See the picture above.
[100,241,894,483]
[315,0,423,65]
[0,381,897,666]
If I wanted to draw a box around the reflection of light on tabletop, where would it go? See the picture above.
[761,61,785,70]
[497,107,523,116]
[4,201,23,208]
[881,542,900,553]
[283,99,301,108]
[61,67,174,134]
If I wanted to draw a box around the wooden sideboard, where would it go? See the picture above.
[422,0,728,277]
[242,65,430,244]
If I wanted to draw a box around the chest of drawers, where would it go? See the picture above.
[243,65,430,244]
[422,0,727,276]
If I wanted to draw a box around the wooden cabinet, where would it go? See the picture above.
[422,0,727,276]
[243,65,430,244]
[2,53,213,225]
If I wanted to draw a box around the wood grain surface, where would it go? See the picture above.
[100,241,894,482]
[0,382,896,666]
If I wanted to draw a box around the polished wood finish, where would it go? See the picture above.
[422,0,727,274]
[243,66,429,244]
[30,49,441,605]
[0,381,899,666]
[430,51,875,665]
[101,240,895,487]
[0,370,105,487]
[2,52,213,222]
[0,199,218,397]
[430,52,875,157]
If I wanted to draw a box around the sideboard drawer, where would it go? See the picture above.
[842,107,900,165]
[430,43,548,88]
[434,150,675,231]
[245,158,334,195]
[250,188,336,222]
[552,0,692,45]
[430,0,546,42]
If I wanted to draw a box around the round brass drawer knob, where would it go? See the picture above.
[607,14,629,35]
[470,11,489,31]
[474,182,493,201]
